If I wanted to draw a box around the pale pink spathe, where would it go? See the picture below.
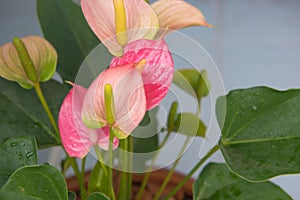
[110,39,174,110]
[81,64,147,139]
[58,85,119,158]
[151,0,212,31]
[81,0,159,56]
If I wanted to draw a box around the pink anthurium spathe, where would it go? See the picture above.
[81,0,159,56]
[81,0,210,56]
[81,63,147,139]
[151,0,212,31]
[110,38,174,110]
[58,85,119,158]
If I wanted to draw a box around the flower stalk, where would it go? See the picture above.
[34,82,60,141]
[153,136,191,200]
[105,84,117,200]
[163,144,220,200]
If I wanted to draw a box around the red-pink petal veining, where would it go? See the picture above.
[110,38,174,110]
[58,86,93,158]
[97,126,119,150]
[110,39,174,110]
[58,85,119,158]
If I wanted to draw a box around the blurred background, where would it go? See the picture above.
[1,0,300,198]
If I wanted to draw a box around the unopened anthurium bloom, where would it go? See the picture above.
[81,62,147,139]
[0,36,57,89]
[81,0,211,56]
[58,85,119,158]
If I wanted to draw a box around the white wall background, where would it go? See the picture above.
[1,0,300,198]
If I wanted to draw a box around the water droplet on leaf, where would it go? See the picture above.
[252,106,257,111]
[10,142,18,147]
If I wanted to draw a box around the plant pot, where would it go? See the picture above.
[67,169,194,200]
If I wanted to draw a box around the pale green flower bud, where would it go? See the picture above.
[0,36,57,89]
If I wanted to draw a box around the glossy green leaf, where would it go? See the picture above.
[167,101,178,132]
[0,79,69,148]
[37,0,104,82]
[0,136,37,188]
[68,191,76,200]
[173,69,210,101]
[132,109,159,169]
[193,163,292,200]
[87,192,110,200]
[217,87,300,181]
[132,109,159,154]
[0,164,68,200]
[174,113,206,137]
[88,162,109,194]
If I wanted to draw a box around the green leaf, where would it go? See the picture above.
[87,192,110,200]
[217,87,300,181]
[68,191,76,200]
[0,164,68,200]
[193,163,292,200]
[0,79,69,148]
[173,69,210,102]
[0,136,37,188]
[132,109,159,154]
[174,113,206,137]
[167,101,178,132]
[132,109,159,169]
[37,0,102,82]
[88,162,109,194]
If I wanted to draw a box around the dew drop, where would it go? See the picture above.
[10,142,18,147]
[252,106,257,111]
[18,154,23,160]
[26,152,34,158]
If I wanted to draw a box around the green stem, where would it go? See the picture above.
[162,144,219,200]
[136,130,171,200]
[70,157,87,200]
[33,82,60,142]
[153,137,190,200]
[81,156,86,182]
[118,139,128,200]
[93,145,108,176]
[127,136,133,200]
[109,127,116,200]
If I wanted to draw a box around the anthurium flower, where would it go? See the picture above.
[110,38,174,110]
[81,63,147,139]
[81,0,210,56]
[0,36,57,89]
[58,85,119,158]
[81,0,159,56]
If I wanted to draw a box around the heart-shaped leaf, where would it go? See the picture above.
[217,87,300,181]
[0,78,68,148]
[0,164,68,200]
[0,136,37,188]
[173,69,210,102]
[37,0,103,82]
[174,113,206,137]
[88,162,109,195]
[87,192,110,200]
[193,162,292,200]
[68,191,76,200]
[132,109,159,170]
